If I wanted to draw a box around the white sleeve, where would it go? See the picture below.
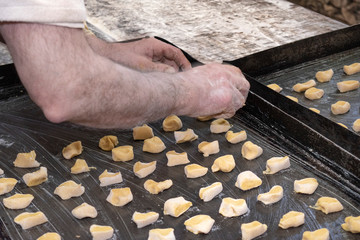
[0,0,87,28]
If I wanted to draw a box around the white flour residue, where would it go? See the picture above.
[0,138,14,147]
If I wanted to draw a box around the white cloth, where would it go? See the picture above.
[0,0,86,28]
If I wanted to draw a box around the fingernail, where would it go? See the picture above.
[165,67,176,74]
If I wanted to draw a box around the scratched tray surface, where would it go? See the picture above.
[0,95,359,240]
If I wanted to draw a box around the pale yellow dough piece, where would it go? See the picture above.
[184,164,208,178]
[133,124,154,140]
[235,171,262,191]
[148,228,175,240]
[166,150,190,167]
[99,170,123,187]
[143,137,166,153]
[198,140,219,157]
[225,130,247,144]
[279,211,305,229]
[241,141,263,160]
[219,197,249,217]
[331,101,351,115]
[210,118,231,133]
[337,122,348,129]
[257,185,283,205]
[293,79,316,92]
[112,145,134,162]
[353,119,360,132]
[199,182,223,202]
[106,187,133,207]
[309,107,320,114]
[90,224,114,240]
[184,214,215,234]
[174,128,198,143]
[267,83,283,92]
[197,115,214,121]
[337,80,360,92]
[315,69,334,82]
[0,177,17,195]
[312,196,343,214]
[294,178,318,194]
[23,166,48,187]
[342,216,360,233]
[163,196,192,217]
[62,141,83,159]
[304,87,324,100]
[263,156,290,174]
[132,211,159,228]
[3,193,34,209]
[54,180,85,200]
[144,179,173,194]
[162,115,182,132]
[14,211,48,230]
[211,154,235,173]
[13,150,40,168]
[302,228,329,240]
[286,95,299,103]
[71,159,94,174]
[71,202,98,219]
[133,161,157,178]
[241,221,267,240]
[344,63,360,75]
[99,135,118,151]
[36,232,61,240]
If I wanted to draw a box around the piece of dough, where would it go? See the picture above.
[197,115,214,121]
[235,171,262,191]
[106,187,133,207]
[71,159,94,174]
[166,150,190,167]
[184,164,208,178]
[148,228,175,240]
[241,221,267,240]
[304,87,324,100]
[89,224,114,240]
[36,232,61,240]
[309,107,320,114]
[99,135,118,151]
[293,79,316,92]
[162,115,182,132]
[257,185,283,205]
[337,80,360,93]
[3,193,34,209]
[112,145,134,162]
[174,129,198,143]
[132,211,159,228]
[286,95,299,103]
[99,170,123,187]
[353,119,360,132]
[71,202,98,219]
[337,122,348,129]
[54,180,85,200]
[198,140,219,157]
[143,137,166,153]
[279,211,305,229]
[241,141,263,160]
[219,197,249,217]
[331,101,350,115]
[263,156,290,174]
[144,179,173,194]
[0,177,17,195]
[184,214,215,234]
[133,124,154,140]
[210,118,231,133]
[312,196,343,214]
[199,182,223,202]
[211,154,235,173]
[23,166,48,187]
[13,150,40,168]
[225,130,247,144]
[163,196,192,217]
[267,83,282,92]
[341,216,360,233]
[294,178,318,194]
[315,69,333,82]
[133,161,157,178]
[14,211,48,230]
[0,168,3,175]
[344,63,360,75]
[62,141,83,159]
[302,228,329,240]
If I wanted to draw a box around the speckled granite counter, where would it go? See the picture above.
[0,0,348,65]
